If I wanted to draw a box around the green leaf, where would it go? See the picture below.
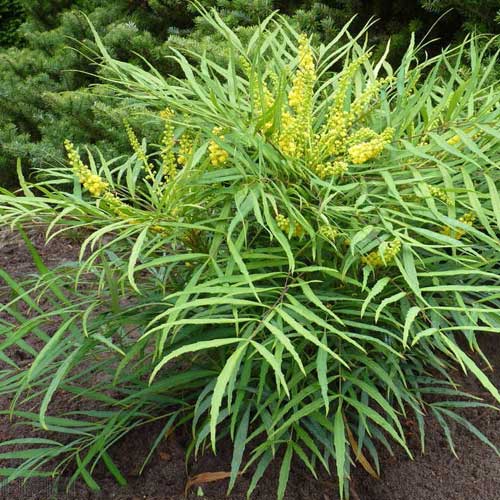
[440,336,500,403]
[334,406,347,498]
[361,277,391,317]
[277,442,293,500]
[150,338,244,383]
[228,406,250,493]
[317,333,329,414]
[102,451,127,486]
[403,306,420,348]
[210,344,247,450]
[485,174,500,233]
[127,226,150,293]
[250,340,289,398]
[39,349,80,430]
[263,319,305,374]
[246,450,273,499]
[375,291,407,323]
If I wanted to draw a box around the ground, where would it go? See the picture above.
[0,227,498,500]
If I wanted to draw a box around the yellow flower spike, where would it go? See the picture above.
[319,225,338,240]
[293,224,304,238]
[331,160,348,176]
[314,53,373,159]
[349,76,393,120]
[348,127,378,145]
[288,34,316,112]
[456,212,476,239]
[275,213,290,232]
[313,160,348,179]
[151,225,169,237]
[277,112,301,157]
[362,239,401,267]
[334,52,372,111]
[275,214,303,239]
[209,127,229,167]
[428,185,453,206]
[124,119,156,180]
[348,127,394,164]
[275,34,317,158]
[446,126,481,147]
[102,191,121,208]
[64,140,109,198]
[460,212,476,225]
[442,212,476,239]
[159,108,177,180]
[159,108,172,121]
[282,34,316,155]
[317,108,349,157]
[177,132,194,166]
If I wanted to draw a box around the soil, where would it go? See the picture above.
[0,227,499,500]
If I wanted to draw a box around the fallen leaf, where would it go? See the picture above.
[184,470,241,497]
[343,413,379,479]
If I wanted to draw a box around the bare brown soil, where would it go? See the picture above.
[0,227,498,500]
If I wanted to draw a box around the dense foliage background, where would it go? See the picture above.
[0,0,499,186]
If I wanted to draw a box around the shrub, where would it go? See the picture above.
[0,0,24,47]
[0,10,499,498]
[0,0,189,187]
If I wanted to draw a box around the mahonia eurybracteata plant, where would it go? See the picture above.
[63,33,479,272]
[3,17,497,500]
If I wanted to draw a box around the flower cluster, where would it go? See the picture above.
[333,52,371,110]
[348,127,378,146]
[349,77,393,120]
[276,213,290,232]
[208,127,229,166]
[442,212,476,239]
[275,214,303,238]
[276,35,317,159]
[319,225,338,240]
[124,120,156,180]
[64,140,109,197]
[293,225,304,237]
[288,34,316,114]
[313,160,348,179]
[271,40,393,175]
[319,109,350,157]
[312,54,393,167]
[159,108,176,181]
[428,185,452,206]
[277,112,302,157]
[447,129,483,148]
[101,191,126,213]
[362,239,401,267]
[348,128,394,164]
[150,224,170,237]
[177,132,194,166]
